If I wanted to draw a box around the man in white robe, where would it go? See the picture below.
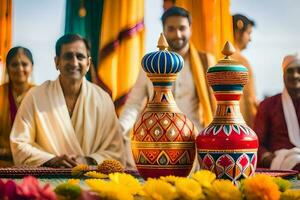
[10,34,125,167]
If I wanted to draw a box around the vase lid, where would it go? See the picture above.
[141,33,184,76]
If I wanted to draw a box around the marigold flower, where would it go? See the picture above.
[280,189,300,200]
[98,159,124,175]
[205,179,242,200]
[272,177,291,192]
[242,174,280,200]
[175,177,204,200]
[109,173,142,195]
[84,171,108,179]
[160,175,180,185]
[67,179,80,185]
[71,164,89,176]
[85,179,133,200]
[142,178,178,200]
[192,170,216,188]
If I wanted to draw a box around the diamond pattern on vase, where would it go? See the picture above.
[178,151,192,165]
[157,152,169,165]
[150,124,164,141]
[215,154,235,178]
[164,149,185,164]
[147,116,158,130]
[236,153,250,177]
[135,124,147,141]
[160,115,172,129]
[138,152,150,165]
[143,150,161,164]
[175,118,184,130]
[200,153,215,171]
[166,126,179,141]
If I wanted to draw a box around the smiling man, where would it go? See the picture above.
[254,54,300,171]
[119,7,215,169]
[10,34,125,167]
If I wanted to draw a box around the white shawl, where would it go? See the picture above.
[10,77,124,166]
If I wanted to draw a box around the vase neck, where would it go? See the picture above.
[212,100,245,124]
[145,84,180,113]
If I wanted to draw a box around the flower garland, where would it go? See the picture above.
[0,170,299,200]
[56,170,299,200]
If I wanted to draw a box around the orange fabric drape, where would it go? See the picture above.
[0,0,12,84]
[176,0,233,59]
[98,0,144,113]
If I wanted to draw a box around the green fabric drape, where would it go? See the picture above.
[65,0,103,81]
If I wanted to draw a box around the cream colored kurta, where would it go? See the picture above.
[10,77,124,167]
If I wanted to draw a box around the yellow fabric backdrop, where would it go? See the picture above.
[0,0,12,84]
[176,0,233,59]
[98,0,144,112]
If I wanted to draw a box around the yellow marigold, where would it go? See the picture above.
[98,159,124,174]
[85,179,133,200]
[272,177,291,192]
[71,164,89,176]
[175,177,205,200]
[84,171,108,179]
[160,175,180,185]
[67,179,80,185]
[192,170,216,188]
[205,179,242,200]
[142,178,178,200]
[280,189,300,200]
[109,173,142,195]
[242,174,280,200]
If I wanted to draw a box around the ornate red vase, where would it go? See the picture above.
[131,34,196,179]
[196,42,258,183]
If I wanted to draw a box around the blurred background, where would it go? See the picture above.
[1,0,300,105]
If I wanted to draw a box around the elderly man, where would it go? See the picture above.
[254,54,300,171]
[10,34,124,167]
[231,14,257,128]
[119,7,215,168]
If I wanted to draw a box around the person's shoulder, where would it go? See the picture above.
[259,93,282,107]
[27,80,53,96]
[87,81,112,100]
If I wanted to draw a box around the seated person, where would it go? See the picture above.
[254,53,300,170]
[0,47,34,167]
[10,34,124,167]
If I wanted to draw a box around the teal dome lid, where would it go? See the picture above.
[141,33,183,74]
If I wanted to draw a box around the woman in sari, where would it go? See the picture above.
[0,46,34,167]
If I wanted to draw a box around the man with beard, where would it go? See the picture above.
[231,14,257,128]
[119,7,215,169]
[10,34,125,167]
[254,54,300,171]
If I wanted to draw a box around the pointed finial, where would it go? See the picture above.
[157,33,169,50]
[221,41,235,58]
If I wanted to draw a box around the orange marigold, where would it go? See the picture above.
[242,174,280,200]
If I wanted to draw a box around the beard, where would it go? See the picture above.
[167,38,189,51]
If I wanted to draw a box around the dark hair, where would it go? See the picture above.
[161,6,191,26]
[55,34,91,57]
[233,14,255,33]
[6,46,34,66]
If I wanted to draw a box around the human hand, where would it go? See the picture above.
[74,156,97,165]
[42,155,77,168]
